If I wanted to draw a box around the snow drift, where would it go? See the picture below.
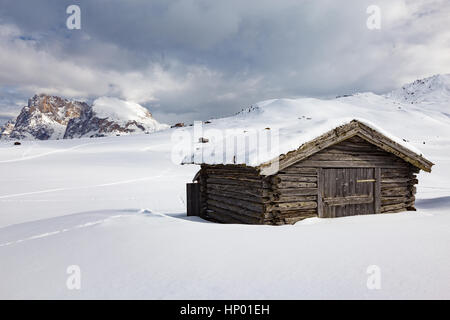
[0,74,449,299]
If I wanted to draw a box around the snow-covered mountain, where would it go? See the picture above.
[386,74,450,111]
[64,97,169,138]
[3,94,89,140]
[0,94,169,140]
[0,119,15,138]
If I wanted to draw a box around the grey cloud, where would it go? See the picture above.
[0,0,449,124]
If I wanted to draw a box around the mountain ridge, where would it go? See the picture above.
[1,74,449,141]
[0,94,169,140]
[385,74,450,109]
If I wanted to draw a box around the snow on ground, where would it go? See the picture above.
[0,88,449,299]
[1,208,449,299]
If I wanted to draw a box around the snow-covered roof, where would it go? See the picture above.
[257,119,433,175]
[181,97,434,175]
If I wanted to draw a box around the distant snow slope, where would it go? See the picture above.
[0,74,449,299]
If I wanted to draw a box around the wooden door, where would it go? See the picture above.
[319,168,376,218]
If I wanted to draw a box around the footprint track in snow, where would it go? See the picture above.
[0,214,127,248]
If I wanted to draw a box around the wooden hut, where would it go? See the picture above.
[186,120,433,224]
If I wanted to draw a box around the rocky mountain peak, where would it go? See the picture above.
[385,74,450,106]
[5,94,89,140]
[0,94,168,140]
[25,94,88,125]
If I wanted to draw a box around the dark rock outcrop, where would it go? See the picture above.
[5,94,89,140]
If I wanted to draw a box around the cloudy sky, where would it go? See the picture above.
[0,0,449,124]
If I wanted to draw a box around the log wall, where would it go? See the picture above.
[380,166,418,213]
[268,167,319,224]
[199,164,269,224]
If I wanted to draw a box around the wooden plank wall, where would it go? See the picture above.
[380,165,418,213]
[270,136,418,223]
[201,165,268,224]
[269,167,319,224]
[200,136,419,225]
[295,136,407,168]
[201,165,319,225]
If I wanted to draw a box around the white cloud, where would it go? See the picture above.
[0,24,193,104]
